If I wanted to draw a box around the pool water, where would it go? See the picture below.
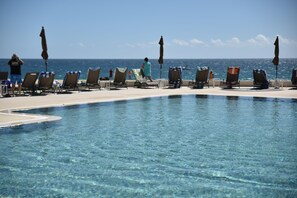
[0,95,297,197]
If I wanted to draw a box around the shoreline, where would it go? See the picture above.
[0,86,296,128]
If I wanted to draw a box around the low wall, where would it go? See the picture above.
[98,79,295,88]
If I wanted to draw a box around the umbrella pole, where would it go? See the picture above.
[275,65,279,89]
[45,60,48,72]
[160,64,162,79]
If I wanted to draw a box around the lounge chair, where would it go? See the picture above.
[82,68,101,90]
[132,69,159,88]
[291,68,297,87]
[192,66,209,89]
[0,71,8,81]
[0,71,9,88]
[0,72,9,96]
[253,69,269,89]
[109,67,128,89]
[61,71,81,91]
[168,67,182,88]
[22,72,39,94]
[37,71,55,92]
[221,67,240,88]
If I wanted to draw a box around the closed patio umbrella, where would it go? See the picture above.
[40,26,49,71]
[272,36,279,88]
[158,36,164,78]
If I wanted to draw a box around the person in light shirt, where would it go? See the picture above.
[141,57,153,82]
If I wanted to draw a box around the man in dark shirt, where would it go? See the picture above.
[8,54,24,95]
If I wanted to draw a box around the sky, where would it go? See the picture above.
[0,0,297,59]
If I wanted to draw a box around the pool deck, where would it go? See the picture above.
[0,86,296,128]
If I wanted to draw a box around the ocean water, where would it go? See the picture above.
[0,58,296,80]
[0,95,296,197]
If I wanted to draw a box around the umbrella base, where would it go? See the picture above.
[274,79,280,89]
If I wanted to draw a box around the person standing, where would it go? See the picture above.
[109,69,113,80]
[209,70,214,80]
[8,54,24,95]
[209,70,214,87]
[128,70,132,80]
[142,57,153,82]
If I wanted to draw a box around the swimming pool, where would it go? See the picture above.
[0,95,296,197]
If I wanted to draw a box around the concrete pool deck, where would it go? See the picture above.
[0,86,296,128]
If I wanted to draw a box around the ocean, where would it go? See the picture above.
[0,58,296,81]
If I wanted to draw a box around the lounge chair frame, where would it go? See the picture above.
[109,67,128,89]
[132,69,158,88]
[0,71,8,81]
[253,69,269,89]
[168,67,182,88]
[191,66,209,89]
[0,71,9,96]
[22,72,39,95]
[84,68,101,90]
[38,72,55,92]
[60,71,80,92]
[221,67,240,88]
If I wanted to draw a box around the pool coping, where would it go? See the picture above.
[1,87,296,128]
[0,111,61,128]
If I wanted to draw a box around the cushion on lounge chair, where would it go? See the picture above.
[228,67,239,75]
[40,71,55,77]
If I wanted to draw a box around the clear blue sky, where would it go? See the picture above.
[0,0,296,59]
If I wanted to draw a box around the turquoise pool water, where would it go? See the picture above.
[0,95,297,197]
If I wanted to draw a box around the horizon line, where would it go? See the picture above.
[1,57,297,60]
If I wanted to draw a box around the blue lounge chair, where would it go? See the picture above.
[253,69,269,89]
